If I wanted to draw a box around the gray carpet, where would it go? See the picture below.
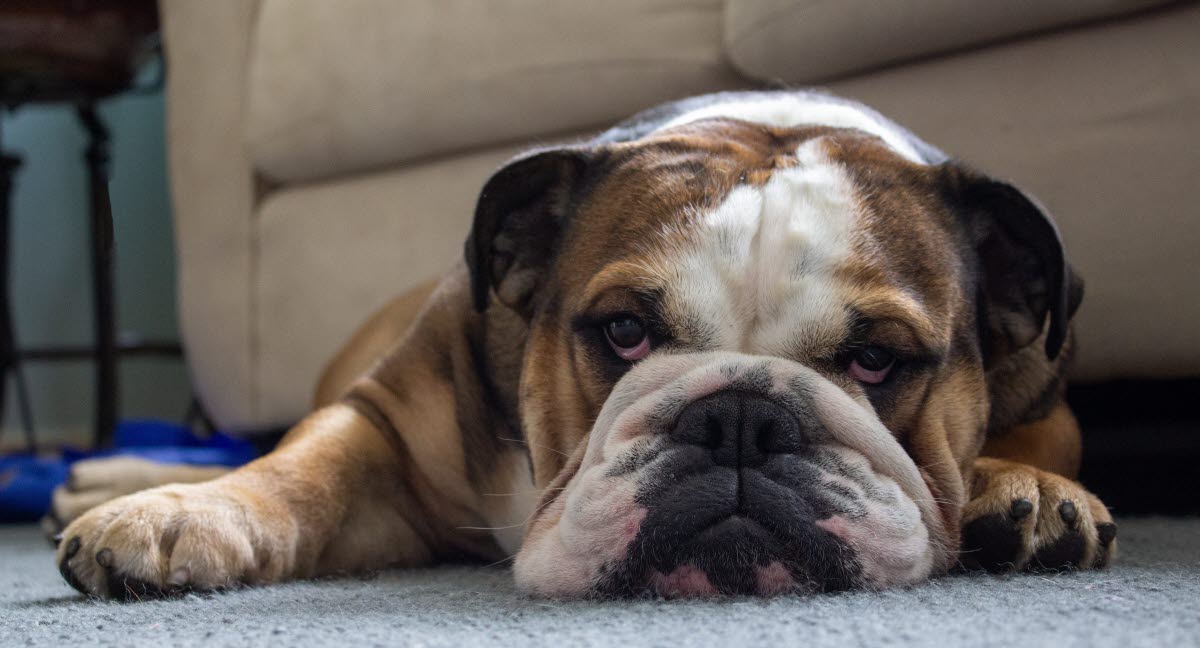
[2,519,1198,647]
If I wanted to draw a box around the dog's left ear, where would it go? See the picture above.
[464,147,595,315]
[941,165,1084,362]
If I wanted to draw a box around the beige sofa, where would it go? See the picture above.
[160,0,1200,434]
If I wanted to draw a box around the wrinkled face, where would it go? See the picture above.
[511,120,989,597]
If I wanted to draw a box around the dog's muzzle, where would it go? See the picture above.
[514,352,951,598]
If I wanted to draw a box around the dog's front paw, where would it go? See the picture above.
[959,457,1116,573]
[43,457,233,541]
[55,482,289,599]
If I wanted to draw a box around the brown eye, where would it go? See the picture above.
[848,346,895,384]
[604,317,650,361]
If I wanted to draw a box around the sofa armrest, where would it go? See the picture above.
[160,0,262,431]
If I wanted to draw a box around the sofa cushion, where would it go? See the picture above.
[726,0,1174,84]
[252,140,533,427]
[249,3,1200,428]
[245,0,739,184]
[823,2,1200,381]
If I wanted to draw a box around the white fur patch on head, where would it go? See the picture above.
[657,138,860,360]
[656,95,925,163]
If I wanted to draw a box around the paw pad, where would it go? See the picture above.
[1031,531,1086,572]
[961,513,1023,573]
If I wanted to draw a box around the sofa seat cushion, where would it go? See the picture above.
[245,0,739,184]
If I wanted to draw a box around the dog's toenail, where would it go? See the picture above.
[1058,501,1078,524]
[52,533,64,548]
[65,537,81,559]
[1010,498,1033,519]
[95,548,113,568]
[167,567,190,587]
[1097,522,1117,547]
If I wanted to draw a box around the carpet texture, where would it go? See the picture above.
[2,518,1198,647]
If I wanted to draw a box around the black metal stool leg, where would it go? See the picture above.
[76,103,118,448]
[0,117,36,451]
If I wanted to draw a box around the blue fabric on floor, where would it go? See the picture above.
[0,421,257,522]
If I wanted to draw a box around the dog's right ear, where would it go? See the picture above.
[464,147,595,315]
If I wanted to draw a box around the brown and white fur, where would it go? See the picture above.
[53,91,1114,599]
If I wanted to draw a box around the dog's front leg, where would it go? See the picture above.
[55,403,431,599]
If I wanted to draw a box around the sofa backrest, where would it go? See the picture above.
[244,0,741,184]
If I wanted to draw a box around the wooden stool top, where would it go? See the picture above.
[0,0,158,105]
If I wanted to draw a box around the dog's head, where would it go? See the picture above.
[465,116,1081,596]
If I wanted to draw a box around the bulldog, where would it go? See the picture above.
[54,90,1116,599]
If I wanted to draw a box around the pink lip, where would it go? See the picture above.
[650,565,717,597]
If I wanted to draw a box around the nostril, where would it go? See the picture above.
[744,399,803,457]
[671,398,732,449]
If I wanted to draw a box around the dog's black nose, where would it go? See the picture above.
[671,391,804,467]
